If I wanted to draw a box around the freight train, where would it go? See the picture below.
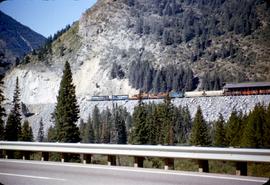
[90,82,270,101]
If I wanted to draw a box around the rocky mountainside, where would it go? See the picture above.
[2,0,270,135]
[0,11,46,75]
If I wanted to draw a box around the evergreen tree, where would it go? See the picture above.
[54,61,80,143]
[189,106,211,146]
[101,108,112,143]
[174,106,192,144]
[0,76,5,140]
[225,110,244,147]
[37,118,44,142]
[131,92,149,144]
[92,105,101,143]
[47,126,57,142]
[160,93,175,145]
[79,119,87,143]
[86,115,95,143]
[114,108,127,144]
[21,120,33,141]
[242,104,266,148]
[213,113,227,146]
[5,77,22,141]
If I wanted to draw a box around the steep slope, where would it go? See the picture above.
[0,11,46,75]
[3,0,270,135]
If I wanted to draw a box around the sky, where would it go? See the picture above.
[0,0,96,37]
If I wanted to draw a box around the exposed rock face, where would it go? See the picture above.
[2,0,270,138]
[0,11,46,74]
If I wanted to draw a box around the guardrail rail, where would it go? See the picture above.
[1,141,270,176]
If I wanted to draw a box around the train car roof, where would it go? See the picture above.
[224,82,270,89]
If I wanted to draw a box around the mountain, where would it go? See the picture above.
[0,11,46,75]
[2,0,270,134]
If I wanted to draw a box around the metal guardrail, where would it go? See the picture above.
[1,141,270,163]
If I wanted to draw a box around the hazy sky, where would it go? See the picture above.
[0,0,96,37]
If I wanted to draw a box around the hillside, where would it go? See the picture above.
[0,11,46,75]
[2,0,270,134]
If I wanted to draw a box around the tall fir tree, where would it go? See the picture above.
[242,104,266,148]
[131,92,149,144]
[92,105,101,143]
[225,110,244,147]
[47,126,57,142]
[86,115,95,143]
[21,120,33,141]
[101,108,112,143]
[0,76,5,140]
[114,107,127,144]
[160,93,175,145]
[54,61,80,143]
[5,77,22,141]
[213,113,227,147]
[79,119,87,143]
[189,106,211,146]
[37,118,44,142]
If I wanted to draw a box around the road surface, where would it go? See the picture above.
[0,159,268,185]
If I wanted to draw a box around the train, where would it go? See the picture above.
[90,82,270,101]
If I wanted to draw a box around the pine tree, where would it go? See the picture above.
[161,93,175,145]
[86,115,95,143]
[189,106,211,146]
[131,92,149,144]
[0,76,5,140]
[242,104,266,148]
[54,61,80,143]
[92,105,101,143]
[213,113,227,146]
[47,126,57,142]
[37,118,44,142]
[225,110,244,147]
[79,119,87,143]
[21,120,33,141]
[101,108,112,143]
[5,77,22,141]
[114,108,127,144]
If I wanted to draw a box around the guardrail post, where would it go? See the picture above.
[81,154,92,164]
[23,151,30,160]
[134,156,144,168]
[108,155,116,166]
[164,158,174,170]
[198,160,209,173]
[236,162,247,176]
[41,152,49,161]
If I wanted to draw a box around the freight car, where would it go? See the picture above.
[111,95,129,101]
[184,90,223,98]
[91,96,110,101]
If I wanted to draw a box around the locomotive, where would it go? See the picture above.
[90,82,270,101]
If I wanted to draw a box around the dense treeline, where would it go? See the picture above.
[125,0,261,48]
[77,105,131,144]
[128,61,196,93]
